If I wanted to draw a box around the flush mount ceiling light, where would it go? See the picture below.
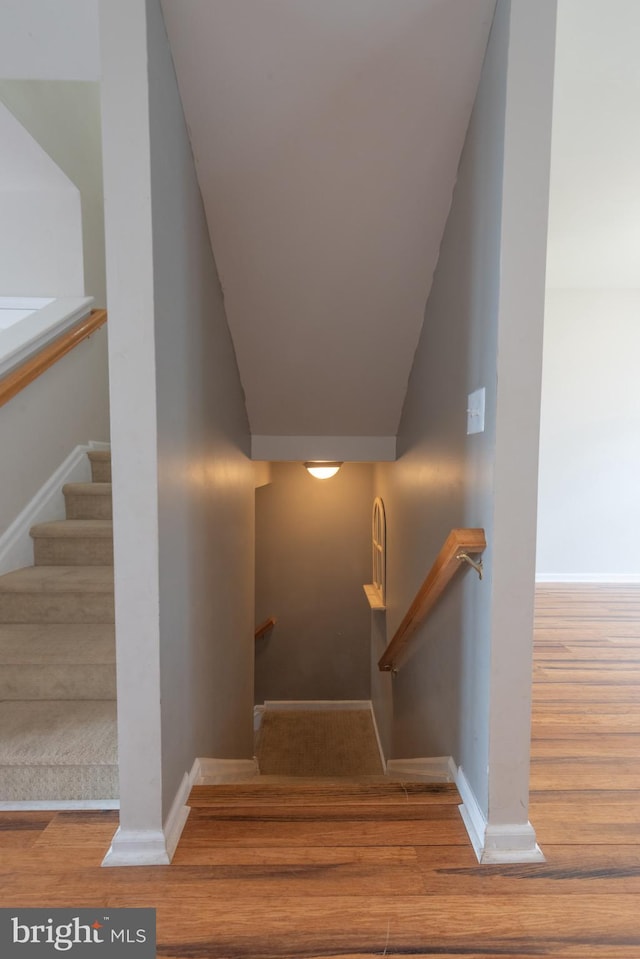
[304,461,343,480]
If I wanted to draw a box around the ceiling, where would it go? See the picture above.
[547,0,640,289]
[161,0,496,456]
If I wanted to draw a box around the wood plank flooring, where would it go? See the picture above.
[1,584,639,957]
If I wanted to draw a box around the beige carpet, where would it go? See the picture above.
[0,448,117,802]
[256,708,384,777]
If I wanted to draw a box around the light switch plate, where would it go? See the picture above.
[467,388,485,434]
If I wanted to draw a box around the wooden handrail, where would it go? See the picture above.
[378,528,486,673]
[0,308,108,409]
[255,616,277,640]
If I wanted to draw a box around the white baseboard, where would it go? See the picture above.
[368,702,387,772]
[456,766,545,864]
[163,769,193,862]
[101,827,171,867]
[253,705,265,732]
[196,757,260,785]
[102,758,196,868]
[263,700,372,711]
[0,799,119,812]
[536,573,640,584]
[0,441,109,576]
[386,756,456,783]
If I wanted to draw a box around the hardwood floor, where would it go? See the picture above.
[1,584,639,957]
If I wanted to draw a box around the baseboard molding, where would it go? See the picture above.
[102,759,196,868]
[263,700,372,711]
[196,757,260,785]
[101,827,171,867]
[536,573,640,584]
[0,441,109,576]
[386,756,456,783]
[253,705,265,732]
[368,702,387,772]
[456,766,545,864]
[163,769,193,862]
[0,799,119,812]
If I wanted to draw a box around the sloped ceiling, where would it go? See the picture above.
[161,0,495,459]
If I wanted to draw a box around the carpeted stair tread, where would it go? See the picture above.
[30,520,113,539]
[87,451,111,483]
[0,625,114,663]
[62,482,112,497]
[0,567,114,624]
[255,709,384,777]
[0,626,116,699]
[30,522,113,566]
[0,701,118,801]
[0,701,117,765]
[63,483,112,521]
[0,565,114,593]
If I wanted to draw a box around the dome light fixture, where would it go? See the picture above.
[304,461,343,480]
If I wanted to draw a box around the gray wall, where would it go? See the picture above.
[0,80,106,307]
[0,329,109,537]
[100,0,254,846]
[147,0,256,798]
[537,289,640,580]
[372,0,555,830]
[255,462,373,703]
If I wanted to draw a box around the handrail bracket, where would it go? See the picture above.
[456,551,484,580]
[377,528,486,674]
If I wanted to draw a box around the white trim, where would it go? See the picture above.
[253,705,265,733]
[455,766,545,864]
[0,799,119,812]
[101,827,170,867]
[0,442,108,576]
[386,756,456,783]
[0,297,94,378]
[456,766,489,861]
[196,758,260,785]
[536,572,640,584]
[251,435,397,462]
[162,770,192,862]
[263,700,372,711]
[368,702,387,771]
[102,760,197,867]
[482,823,545,864]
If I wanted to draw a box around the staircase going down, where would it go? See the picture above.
[0,450,117,803]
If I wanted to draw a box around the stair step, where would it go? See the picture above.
[63,483,112,520]
[30,520,113,566]
[188,779,460,808]
[0,566,114,624]
[87,449,111,483]
[0,700,118,801]
[0,625,115,700]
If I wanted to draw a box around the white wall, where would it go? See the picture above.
[0,102,84,296]
[0,81,106,307]
[255,463,373,704]
[0,0,99,81]
[372,0,555,859]
[0,328,109,538]
[100,0,254,862]
[537,289,640,580]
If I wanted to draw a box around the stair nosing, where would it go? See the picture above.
[62,483,112,496]
[30,521,113,539]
